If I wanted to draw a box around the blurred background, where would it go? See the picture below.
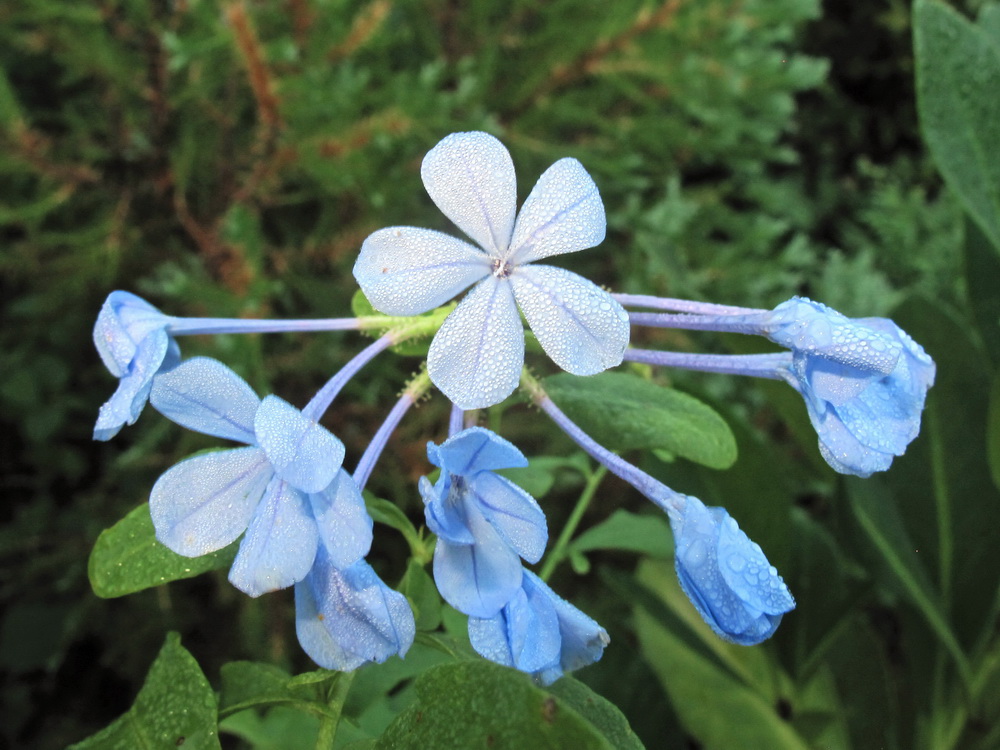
[2,1,998,748]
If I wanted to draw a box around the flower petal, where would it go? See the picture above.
[716,512,795,617]
[427,276,524,409]
[468,582,561,673]
[228,478,319,597]
[309,469,374,569]
[294,578,367,672]
[420,131,517,257]
[150,447,272,557]
[150,357,260,443]
[93,328,171,441]
[426,426,528,475]
[507,158,605,265]
[419,476,475,545]
[469,471,547,563]
[510,265,629,375]
[353,227,490,316]
[93,291,172,376]
[254,395,345,493]
[432,500,523,617]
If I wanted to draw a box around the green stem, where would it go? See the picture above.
[539,464,608,581]
[314,671,355,750]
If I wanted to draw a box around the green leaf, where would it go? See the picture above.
[68,632,221,750]
[219,661,297,715]
[915,0,1000,253]
[547,678,646,750]
[219,706,320,750]
[568,509,673,560]
[399,559,442,631]
[989,374,1000,493]
[88,503,237,598]
[543,372,738,469]
[373,661,631,749]
[964,215,1000,362]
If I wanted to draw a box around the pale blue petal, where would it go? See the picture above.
[93,328,171,441]
[228,478,319,597]
[309,469,374,569]
[294,577,367,672]
[150,357,260,443]
[353,227,490,316]
[93,291,172,376]
[254,395,345,493]
[810,404,893,478]
[432,499,522,617]
[427,276,524,409]
[420,131,517,257]
[716,512,795,616]
[150,447,272,557]
[427,427,528,475]
[510,265,629,375]
[419,476,475,545]
[507,158,605,265]
[469,471,547,563]
[468,581,561,673]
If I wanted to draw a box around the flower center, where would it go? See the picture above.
[491,258,514,279]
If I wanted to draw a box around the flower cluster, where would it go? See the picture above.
[91,131,934,682]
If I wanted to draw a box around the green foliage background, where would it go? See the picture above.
[1,0,998,748]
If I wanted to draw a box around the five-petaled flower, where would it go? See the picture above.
[768,297,936,477]
[469,569,609,685]
[148,357,373,597]
[419,427,547,617]
[354,131,630,409]
[670,495,795,645]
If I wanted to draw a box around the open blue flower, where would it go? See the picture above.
[93,291,179,441]
[354,131,630,409]
[419,427,547,617]
[148,357,373,597]
[769,298,936,477]
[468,570,609,685]
[670,495,794,645]
[295,548,415,671]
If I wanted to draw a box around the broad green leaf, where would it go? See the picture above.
[544,372,737,469]
[68,633,221,750]
[989,374,1000,493]
[219,661,297,715]
[88,503,236,598]
[568,509,673,559]
[219,706,320,750]
[373,661,628,749]
[846,477,971,686]
[915,0,1000,253]
[547,678,646,750]
[964,216,1000,362]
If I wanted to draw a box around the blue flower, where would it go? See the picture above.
[468,570,609,685]
[354,131,630,409]
[148,357,373,597]
[93,291,179,441]
[419,427,547,617]
[669,495,795,645]
[295,548,415,671]
[769,297,936,477]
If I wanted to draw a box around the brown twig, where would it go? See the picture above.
[327,0,392,61]
[225,2,283,133]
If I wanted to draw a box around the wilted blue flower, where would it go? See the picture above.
[769,297,936,477]
[93,291,179,441]
[354,131,630,409]
[469,570,609,685]
[295,548,415,671]
[670,495,794,645]
[148,357,372,596]
[419,427,547,617]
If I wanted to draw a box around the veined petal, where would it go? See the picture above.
[94,291,171,376]
[421,132,517,258]
[150,447,272,557]
[420,476,475,545]
[150,357,260,443]
[309,469,374,569]
[353,227,490,316]
[469,471,547,563]
[507,158,605,265]
[716,512,795,616]
[229,478,319,597]
[510,265,629,375]
[255,395,345,494]
[468,582,561,673]
[427,276,524,409]
[294,577,367,672]
[426,426,528,475]
[93,328,171,441]
[433,500,523,617]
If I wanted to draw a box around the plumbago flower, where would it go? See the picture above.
[469,570,609,685]
[148,357,373,597]
[354,131,630,409]
[295,547,415,671]
[767,297,936,477]
[669,494,795,645]
[418,427,547,617]
[93,292,178,441]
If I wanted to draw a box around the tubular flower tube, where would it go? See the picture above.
[148,357,372,597]
[419,427,547,618]
[353,131,629,409]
